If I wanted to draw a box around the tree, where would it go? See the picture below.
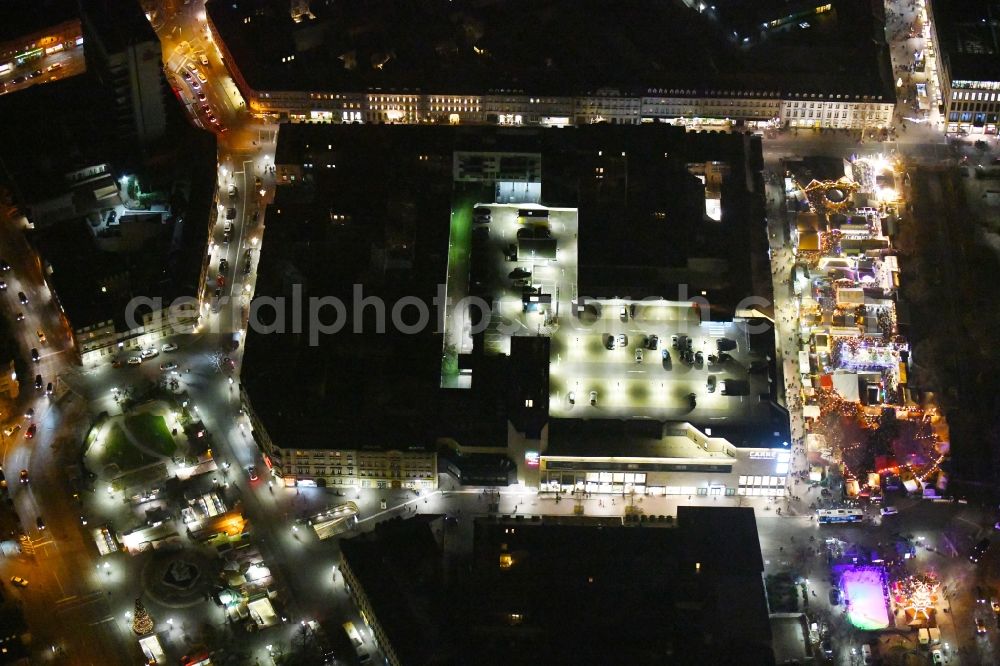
[132,598,154,635]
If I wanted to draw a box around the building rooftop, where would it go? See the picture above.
[79,0,158,53]
[338,515,445,665]
[245,125,455,451]
[28,209,207,331]
[259,123,786,452]
[339,510,772,664]
[931,0,1000,83]
[207,0,893,100]
[554,128,765,311]
[0,0,77,43]
[0,76,115,203]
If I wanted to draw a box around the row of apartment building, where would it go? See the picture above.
[206,11,893,132]
[235,84,895,132]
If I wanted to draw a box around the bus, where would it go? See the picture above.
[817,508,863,524]
[343,621,363,649]
[342,621,371,662]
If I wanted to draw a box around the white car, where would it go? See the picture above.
[140,348,159,359]
[879,506,898,516]
[196,69,207,82]
[127,356,142,365]
[161,343,178,353]
[634,348,643,363]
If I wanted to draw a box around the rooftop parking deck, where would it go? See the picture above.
[549,307,774,425]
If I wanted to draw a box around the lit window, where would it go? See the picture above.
[499,554,514,569]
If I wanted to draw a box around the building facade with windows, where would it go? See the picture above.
[780,94,894,129]
[240,384,438,490]
[927,0,1000,134]
[79,0,167,147]
[0,18,80,70]
[206,0,895,132]
[224,83,893,132]
[538,420,790,499]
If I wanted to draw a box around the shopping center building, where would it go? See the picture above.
[206,0,894,132]
[246,121,790,493]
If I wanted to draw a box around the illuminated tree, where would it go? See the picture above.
[132,598,154,635]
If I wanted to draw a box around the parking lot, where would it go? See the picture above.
[549,303,772,422]
[452,202,579,358]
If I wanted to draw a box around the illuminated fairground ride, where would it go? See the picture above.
[892,573,940,626]
[811,387,946,490]
[801,177,860,215]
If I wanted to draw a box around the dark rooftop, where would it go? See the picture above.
[931,0,1000,83]
[28,211,207,330]
[466,509,772,663]
[551,127,767,313]
[0,76,114,203]
[547,404,791,454]
[0,0,77,43]
[207,0,893,100]
[339,510,772,664]
[339,515,445,666]
[245,125,454,451]
[79,0,158,53]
